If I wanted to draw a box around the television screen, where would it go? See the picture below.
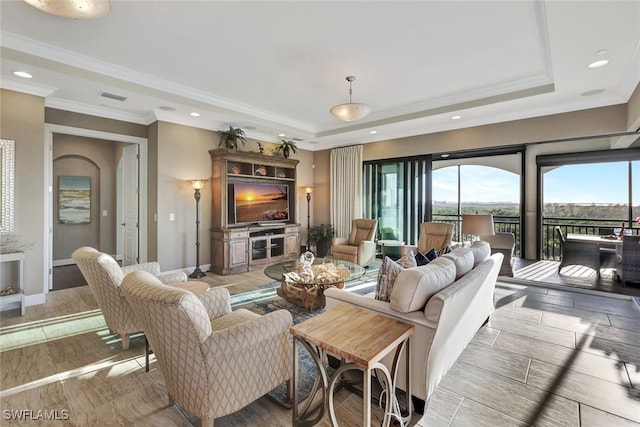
[233,182,289,224]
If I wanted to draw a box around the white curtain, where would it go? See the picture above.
[331,145,363,239]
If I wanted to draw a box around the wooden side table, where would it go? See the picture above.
[0,252,25,316]
[290,304,414,426]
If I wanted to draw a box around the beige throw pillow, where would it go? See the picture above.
[389,257,456,313]
[469,240,491,266]
[441,248,475,279]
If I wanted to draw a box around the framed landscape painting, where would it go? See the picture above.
[59,175,91,224]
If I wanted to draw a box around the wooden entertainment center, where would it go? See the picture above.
[209,149,301,275]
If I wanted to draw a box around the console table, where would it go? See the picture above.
[0,252,25,316]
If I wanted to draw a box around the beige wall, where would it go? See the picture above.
[154,122,315,270]
[0,89,45,299]
[628,82,640,131]
[155,121,214,270]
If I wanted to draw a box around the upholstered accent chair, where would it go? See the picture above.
[401,222,454,256]
[556,227,601,279]
[331,218,378,266]
[71,246,189,350]
[120,271,292,427]
[481,232,516,277]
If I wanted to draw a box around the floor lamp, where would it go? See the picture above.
[189,179,207,278]
[304,186,313,251]
[461,213,495,242]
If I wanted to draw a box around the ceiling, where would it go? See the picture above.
[1,1,639,151]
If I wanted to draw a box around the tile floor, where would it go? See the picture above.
[1,278,639,426]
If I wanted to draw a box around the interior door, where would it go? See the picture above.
[122,144,139,266]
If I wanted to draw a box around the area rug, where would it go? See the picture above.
[228,267,379,403]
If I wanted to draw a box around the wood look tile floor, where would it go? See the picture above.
[1,276,639,426]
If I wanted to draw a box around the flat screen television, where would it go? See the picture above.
[231,182,289,225]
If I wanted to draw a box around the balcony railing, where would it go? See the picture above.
[432,214,521,257]
[431,215,638,260]
[542,218,638,260]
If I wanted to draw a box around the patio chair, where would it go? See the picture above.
[617,235,640,286]
[556,227,601,279]
[121,270,292,427]
[480,232,515,277]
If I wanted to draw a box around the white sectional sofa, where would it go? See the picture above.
[324,241,503,407]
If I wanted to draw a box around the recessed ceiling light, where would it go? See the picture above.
[588,59,609,69]
[451,115,462,120]
[190,112,200,117]
[14,71,33,79]
[369,130,377,134]
[278,133,286,137]
[441,153,450,158]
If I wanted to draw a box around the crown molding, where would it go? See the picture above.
[0,75,56,97]
[1,31,316,132]
[45,97,153,125]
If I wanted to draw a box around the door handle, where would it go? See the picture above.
[121,222,126,226]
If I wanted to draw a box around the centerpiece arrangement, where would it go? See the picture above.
[283,251,349,285]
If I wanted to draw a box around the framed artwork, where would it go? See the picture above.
[59,176,91,224]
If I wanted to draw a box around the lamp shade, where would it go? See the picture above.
[461,214,495,237]
[329,103,372,122]
[190,179,206,190]
[22,0,111,18]
[330,76,371,122]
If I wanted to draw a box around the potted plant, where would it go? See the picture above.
[217,126,246,150]
[308,224,335,257]
[275,139,297,159]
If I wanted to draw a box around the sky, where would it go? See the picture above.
[432,161,639,204]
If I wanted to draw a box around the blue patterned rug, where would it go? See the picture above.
[229,269,379,402]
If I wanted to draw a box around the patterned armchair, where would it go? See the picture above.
[331,218,378,266]
[71,246,188,350]
[121,271,292,427]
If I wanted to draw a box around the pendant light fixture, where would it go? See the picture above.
[21,0,110,19]
[330,76,371,122]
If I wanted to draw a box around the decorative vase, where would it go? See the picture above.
[226,139,236,149]
[283,147,290,158]
[316,238,331,258]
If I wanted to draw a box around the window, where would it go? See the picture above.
[433,160,521,253]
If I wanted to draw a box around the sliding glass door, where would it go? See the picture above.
[363,156,431,245]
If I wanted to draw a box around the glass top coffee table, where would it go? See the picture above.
[265,258,366,311]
